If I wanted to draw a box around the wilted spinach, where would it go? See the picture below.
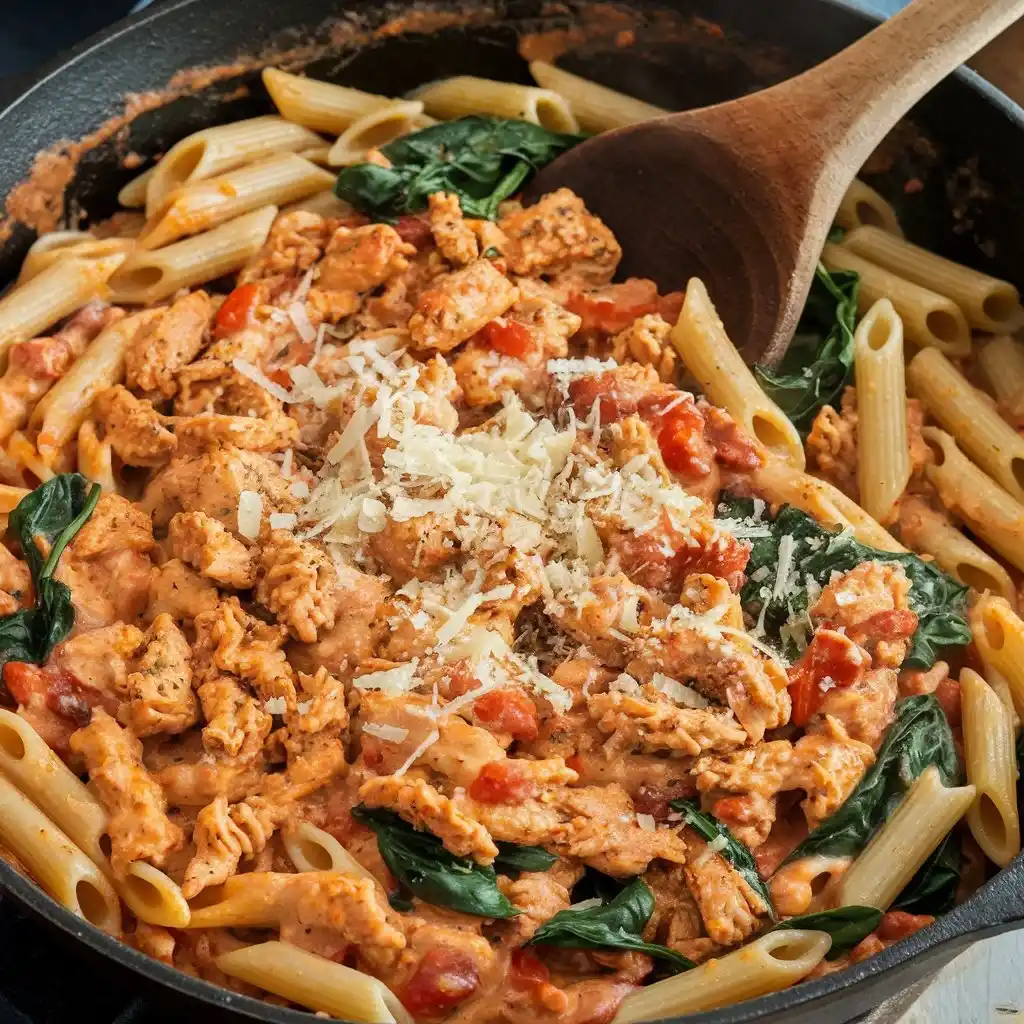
[334,115,585,221]
[773,906,882,959]
[891,832,961,915]
[352,806,518,918]
[720,497,971,669]
[494,842,557,875]
[670,799,776,921]
[527,878,694,972]
[784,695,960,865]
[754,265,860,434]
[0,474,100,669]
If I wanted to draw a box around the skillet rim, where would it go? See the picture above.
[1,1,1024,1022]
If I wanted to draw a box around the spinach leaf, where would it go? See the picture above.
[0,475,100,670]
[723,497,971,669]
[352,806,518,918]
[670,799,776,922]
[754,265,860,434]
[527,878,694,972]
[494,842,557,875]
[773,906,882,959]
[784,695,959,864]
[891,831,961,915]
[335,116,585,221]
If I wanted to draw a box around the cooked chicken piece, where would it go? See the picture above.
[52,623,145,700]
[168,511,255,589]
[409,259,519,353]
[145,558,220,623]
[197,677,272,758]
[125,290,213,397]
[809,667,899,750]
[239,210,333,285]
[256,531,340,643]
[643,861,718,963]
[428,192,479,267]
[499,862,581,944]
[0,544,31,614]
[93,386,177,467]
[172,411,299,455]
[70,709,184,876]
[317,223,415,294]
[121,613,198,737]
[793,717,876,828]
[71,493,154,558]
[367,512,459,584]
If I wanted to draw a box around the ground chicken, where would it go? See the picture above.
[93,385,177,467]
[239,210,333,285]
[168,511,255,588]
[317,223,415,293]
[197,676,272,758]
[145,558,219,623]
[125,290,213,397]
[257,531,340,643]
[171,411,299,455]
[121,613,198,737]
[428,192,479,267]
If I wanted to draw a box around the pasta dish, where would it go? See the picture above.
[0,59,1022,1024]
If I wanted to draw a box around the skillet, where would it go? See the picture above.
[0,1,1023,1021]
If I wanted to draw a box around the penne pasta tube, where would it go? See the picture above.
[17,237,136,286]
[18,230,89,282]
[837,766,975,911]
[922,427,1024,572]
[960,668,1021,867]
[671,277,805,468]
[854,299,911,523]
[612,930,832,1023]
[822,244,970,356]
[909,347,1024,506]
[834,178,903,237]
[327,100,425,166]
[262,68,393,135]
[971,594,1024,718]
[282,189,355,219]
[988,666,1023,727]
[979,334,1024,423]
[0,771,121,935]
[186,872,295,928]
[0,709,189,927]
[528,60,669,132]
[412,76,579,133]
[298,145,332,166]
[283,820,376,880]
[144,114,323,216]
[117,167,155,209]
[138,154,333,250]
[107,205,277,306]
[6,431,55,483]
[77,420,117,492]
[898,495,1015,603]
[753,456,906,553]
[0,254,127,360]
[842,225,1023,334]
[217,941,413,1024]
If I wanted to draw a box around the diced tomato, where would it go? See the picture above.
[699,402,764,472]
[510,948,550,989]
[477,318,534,359]
[473,688,539,742]
[854,609,919,642]
[468,761,538,804]
[712,794,762,831]
[632,781,697,821]
[360,734,386,771]
[673,534,751,591]
[402,948,479,1015]
[213,283,259,339]
[566,366,677,423]
[565,279,660,334]
[877,911,934,941]
[3,662,101,726]
[656,401,714,478]
[787,629,867,727]
[395,215,433,250]
[933,676,962,728]
[565,753,584,775]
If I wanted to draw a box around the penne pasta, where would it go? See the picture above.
[5,431,55,483]
[854,298,911,523]
[0,484,29,512]
[17,236,136,286]
[138,154,333,250]
[283,820,377,880]
[281,188,355,219]
[837,765,975,911]
[834,178,903,236]
[262,68,393,135]
[30,309,161,464]
[0,254,127,360]
[978,334,1024,424]
[0,709,189,927]
[327,100,426,166]
[108,205,277,306]
[988,667,1023,729]
[898,495,1015,603]
[0,771,121,935]
[822,243,971,356]
[216,941,413,1024]
[412,76,579,133]
[144,114,323,216]
[922,427,1024,572]
[117,167,155,209]
[612,930,833,1023]
[971,594,1024,718]
[960,668,1021,867]
[671,277,806,468]
[842,225,1023,334]
[753,456,906,553]
[186,872,294,928]
[909,347,1024,506]
[77,420,117,492]
[528,60,669,132]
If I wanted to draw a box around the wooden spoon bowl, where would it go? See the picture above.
[526,0,1024,365]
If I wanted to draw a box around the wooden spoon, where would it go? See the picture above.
[525,0,1024,365]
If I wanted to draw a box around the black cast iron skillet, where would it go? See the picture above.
[0,1,1023,1021]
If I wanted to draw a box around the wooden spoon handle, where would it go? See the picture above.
[778,0,1024,172]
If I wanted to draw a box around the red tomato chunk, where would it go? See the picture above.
[3,662,97,726]
[468,761,538,803]
[877,911,934,941]
[395,215,434,250]
[657,401,714,477]
[854,609,919,642]
[478,318,533,359]
[212,283,259,339]
[402,948,480,1016]
[787,630,867,727]
[510,947,550,989]
[473,688,539,742]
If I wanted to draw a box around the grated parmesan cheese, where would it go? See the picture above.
[287,300,317,343]
[393,727,440,778]
[237,490,263,540]
[269,512,297,531]
[353,660,419,695]
[233,358,293,403]
[568,897,604,911]
[264,697,287,715]
[636,813,657,832]
[362,723,410,743]
[651,673,709,708]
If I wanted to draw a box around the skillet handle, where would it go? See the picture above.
[939,855,1024,940]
